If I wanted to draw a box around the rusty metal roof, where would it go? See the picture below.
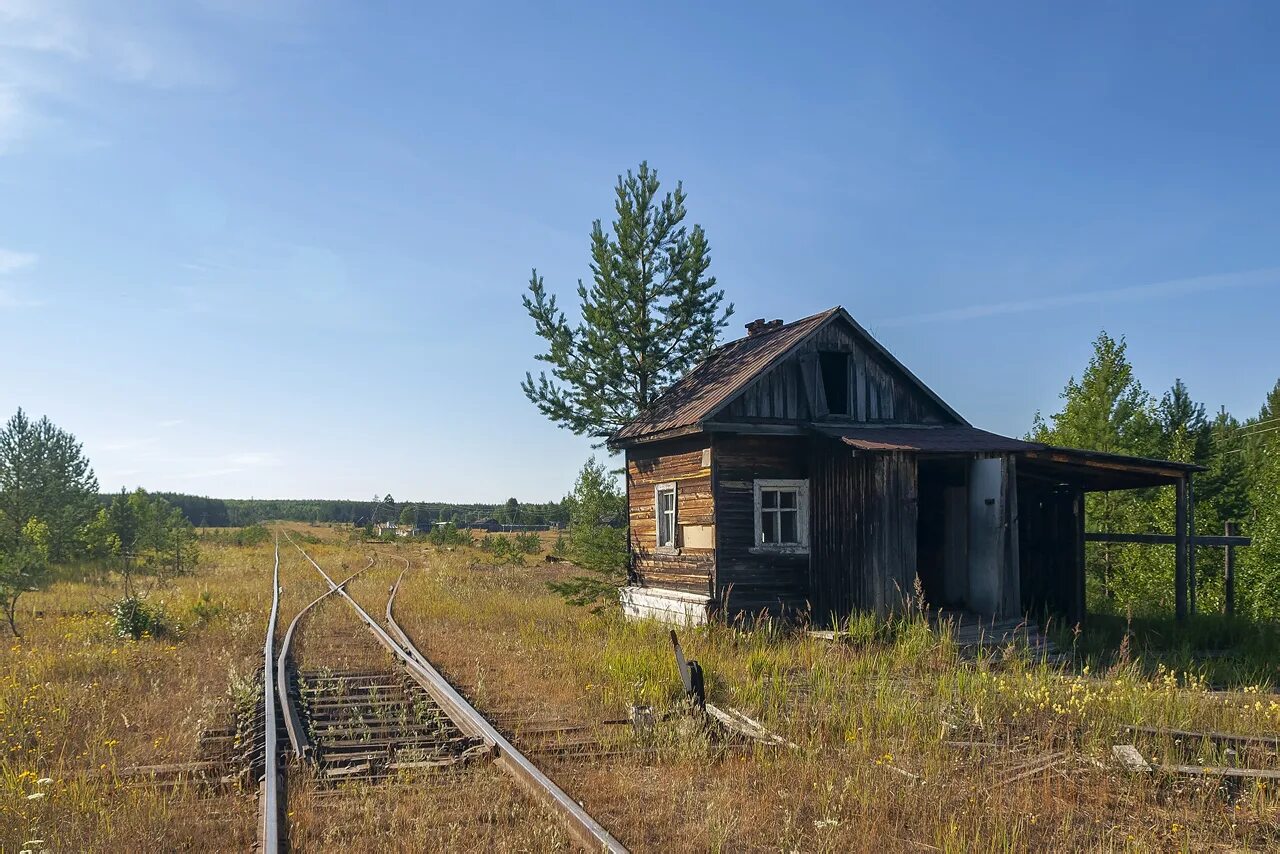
[822,425,1204,489]
[610,308,842,444]
[824,425,1043,453]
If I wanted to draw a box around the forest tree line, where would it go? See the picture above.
[1032,332,1280,620]
[121,493,570,529]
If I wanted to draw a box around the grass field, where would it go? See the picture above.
[2,527,1278,851]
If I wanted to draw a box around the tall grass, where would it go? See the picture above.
[387,543,1280,852]
[2,531,1277,851]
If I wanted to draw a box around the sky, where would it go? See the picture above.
[1,1,1278,503]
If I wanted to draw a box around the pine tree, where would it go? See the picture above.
[0,408,98,563]
[1238,378,1280,619]
[547,457,628,609]
[0,518,49,636]
[1157,379,1211,463]
[1031,332,1159,608]
[522,162,733,439]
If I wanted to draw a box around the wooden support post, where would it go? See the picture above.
[1187,473,1196,615]
[1175,477,1188,622]
[1073,489,1086,627]
[1224,521,1238,618]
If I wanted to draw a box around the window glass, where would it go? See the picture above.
[761,509,779,543]
[780,510,797,543]
[657,485,676,547]
[758,485,803,546]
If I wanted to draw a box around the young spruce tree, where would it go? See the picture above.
[522,161,733,439]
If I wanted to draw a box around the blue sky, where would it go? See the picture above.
[1,1,1277,502]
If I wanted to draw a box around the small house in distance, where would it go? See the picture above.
[607,308,1203,627]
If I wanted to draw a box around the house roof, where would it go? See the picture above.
[610,308,840,444]
[819,424,1204,490]
[610,306,965,446]
[820,425,1041,453]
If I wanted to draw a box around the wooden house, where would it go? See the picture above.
[607,308,1203,626]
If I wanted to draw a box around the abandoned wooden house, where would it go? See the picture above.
[608,307,1206,627]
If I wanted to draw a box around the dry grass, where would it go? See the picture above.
[380,541,1280,853]
[2,530,1278,851]
[0,538,274,851]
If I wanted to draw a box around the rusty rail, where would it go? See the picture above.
[276,556,377,761]
[259,537,282,854]
[284,535,626,853]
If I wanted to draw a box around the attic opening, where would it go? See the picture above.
[818,352,849,415]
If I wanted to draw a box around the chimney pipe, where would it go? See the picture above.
[745,318,784,337]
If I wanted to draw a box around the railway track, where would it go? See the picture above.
[257,532,627,852]
[258,537,282,853]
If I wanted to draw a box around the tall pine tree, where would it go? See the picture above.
[1031,332,1160,610]
[522,162,733,439]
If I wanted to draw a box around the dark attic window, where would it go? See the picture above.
[819,351,849,415]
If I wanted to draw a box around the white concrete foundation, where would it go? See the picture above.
[619,586,712,626]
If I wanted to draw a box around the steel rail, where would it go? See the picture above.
[283,535,626,853]
[276,555,377,761]
[259,537,282,854]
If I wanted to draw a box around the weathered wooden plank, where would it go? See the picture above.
[1084,532,1252,547]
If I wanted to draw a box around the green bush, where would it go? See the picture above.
[110,595,172,640]
[427,523,473,547]
[514,531,543,554]
[188,588,227,626]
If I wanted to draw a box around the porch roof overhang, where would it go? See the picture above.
[815,424,1205,492]
[1017,448,1204,491]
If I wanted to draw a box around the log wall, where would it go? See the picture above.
[713,435,812,616]
[626,435,715,596]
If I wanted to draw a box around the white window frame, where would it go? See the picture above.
[751,479,809,554]
[655,482,678,551]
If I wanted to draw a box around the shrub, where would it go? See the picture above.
[427,523,473,547]
[110,595,172,640]
[514,531,543,555]
[188,588,227,626]
[234,524,271,546]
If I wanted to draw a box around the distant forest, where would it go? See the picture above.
[102,494,569,528]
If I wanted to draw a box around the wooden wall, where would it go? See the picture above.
[713,435,811,616]
[721,319,953,425]
[626,435,715,596]
[810,445,919,621]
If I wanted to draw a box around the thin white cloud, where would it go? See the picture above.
[0,289,41,308]
[99,436,158,452]
[157,418,184,428]
[0,247,37,274]
[176,452,283,480]
[0,85,27,153]
[878,266,1280,327]
[0,0,265,152]
[226,451,281,468]
[0,248,39,308]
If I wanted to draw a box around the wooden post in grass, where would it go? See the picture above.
[1175,477,1188,622]
[1187,474,1197,616]
[1224,521,1238,618]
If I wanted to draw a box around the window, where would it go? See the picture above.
[819,351,849,415]
[656,483,677,549]
[752,479,809,552]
